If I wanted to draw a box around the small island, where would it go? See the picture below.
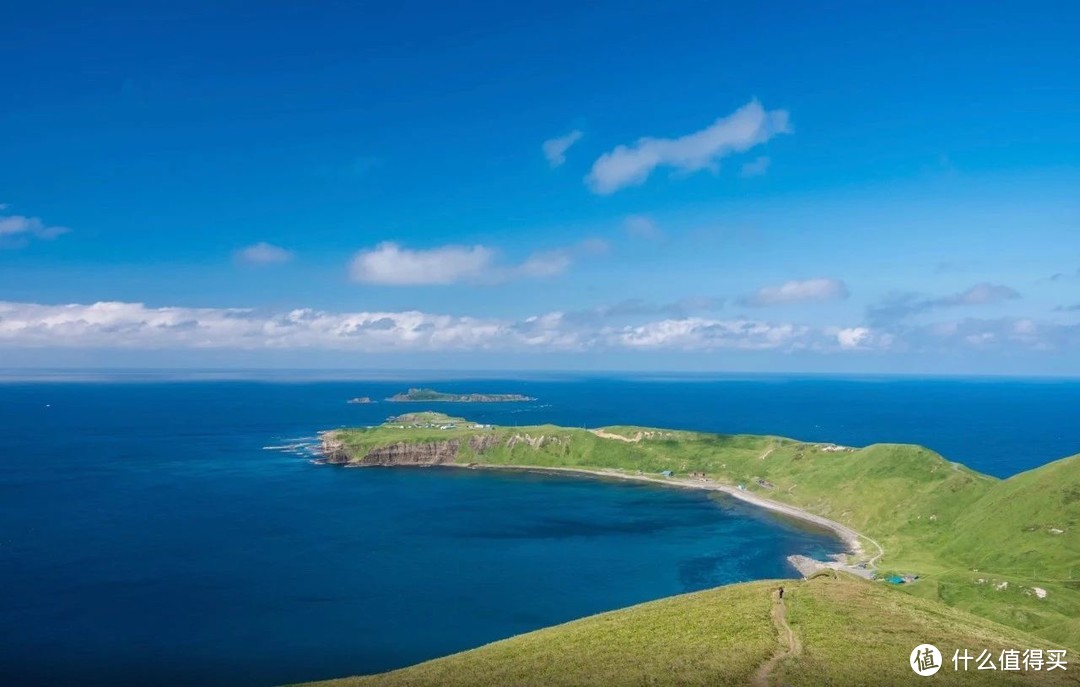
[386,388,535,403]
[346,397,374,404]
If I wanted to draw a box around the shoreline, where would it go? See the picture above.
[316,425,886,577]
[463,464,865,552]
[363,459,886,577]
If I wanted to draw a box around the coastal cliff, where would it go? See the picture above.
[319,430,523,466]
[321,436,460,466]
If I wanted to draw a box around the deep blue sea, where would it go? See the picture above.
[2,375,1079,686]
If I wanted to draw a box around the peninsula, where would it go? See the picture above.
[309,412,1079,686]
[386,388,535,402]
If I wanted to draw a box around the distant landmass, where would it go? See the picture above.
[346,397,374,404]
[387,388,535,403]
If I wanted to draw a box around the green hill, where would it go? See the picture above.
[312,414,1080,682]
[300,575,1075,687]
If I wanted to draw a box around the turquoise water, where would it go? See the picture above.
[2,376,1079,685]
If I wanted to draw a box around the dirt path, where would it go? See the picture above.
[751,589,800,687]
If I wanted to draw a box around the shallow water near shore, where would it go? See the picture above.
[2,376,1079,686]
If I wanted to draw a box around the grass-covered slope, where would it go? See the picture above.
[324,414,1080,651]
[301,575,1075,687]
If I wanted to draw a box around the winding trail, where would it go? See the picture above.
[751,588,801,687]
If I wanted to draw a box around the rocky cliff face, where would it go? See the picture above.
[319,433,351,464]
[468,434,501,454]
[321,435,461,466]
[321,431,568,466]
[356,440,460,466]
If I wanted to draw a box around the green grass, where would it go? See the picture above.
[778,574,1077,686]
[316,414,1080,680]
[300,576,1076,687]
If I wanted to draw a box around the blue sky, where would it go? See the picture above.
[2,1,1078,373]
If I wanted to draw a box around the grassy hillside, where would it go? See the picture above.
[301,575,1076,687]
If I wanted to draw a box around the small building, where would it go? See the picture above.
[660,470,674,477]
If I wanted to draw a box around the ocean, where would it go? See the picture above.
[2,375,1079,686]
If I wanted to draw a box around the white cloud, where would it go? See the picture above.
[623,215,664,241]
[739,155,771,178]
[835,327,870,349]
[5,299,1071,357]
[0,299,855,354]
[0,207,70,247]
[832,327,896,351]
[612,318,806,351]
[741,278,849,306]
[348,239,605,286]
[236,242,294,265]
[586,100,791,194]
[0,301,513,351]
[350,242,495,285]
[542,130,584,167]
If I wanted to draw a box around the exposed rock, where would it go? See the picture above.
[468,434,501,454]
[319,433,350,464]
[355,440,460,466]
[321,431,568,467]
[319,433,460,466]
[506,433,563,450]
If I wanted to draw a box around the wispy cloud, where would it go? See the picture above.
[739,155,771,178]
[938,283,1020,306]
[585,100,791,194]
[542,130,583,168]
[348,239,607,286]
[868,282,1021,324]
[0,206,70,248]
[623,215,665,241]
[562,297,725,323]
[235,242,294,265]
[1047,267,1080,283]
[895,317,1080,352]
[740,278,849,307]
